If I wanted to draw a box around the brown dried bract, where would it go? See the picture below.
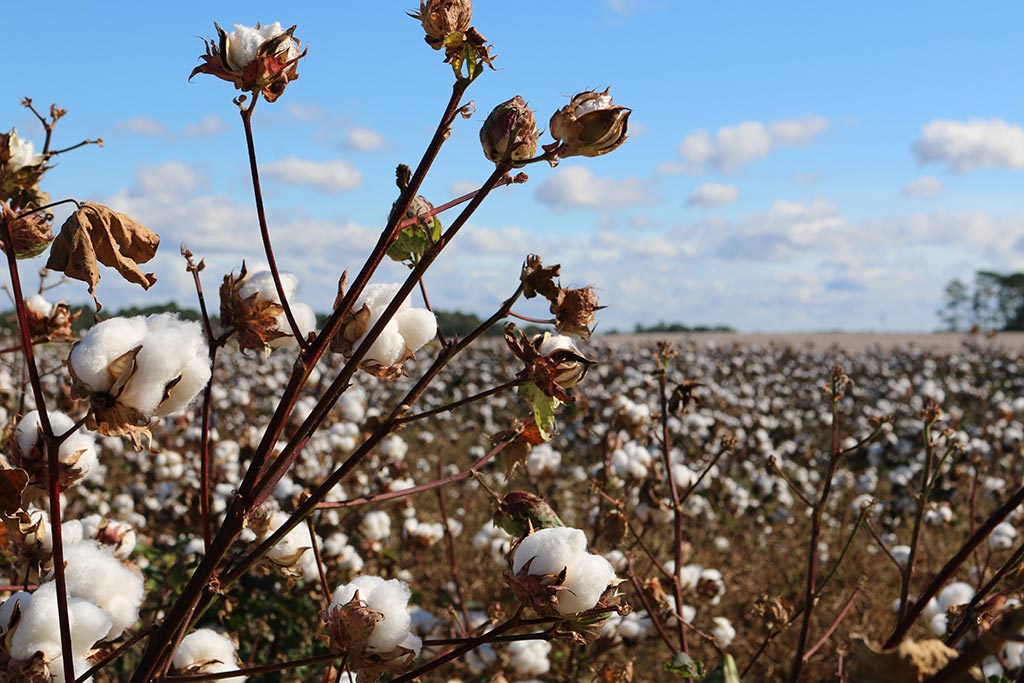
[46,202,159,311]
[520,255,603,339]
[220,263,291,356]
[190,23,306,103]
[0,201,53,259]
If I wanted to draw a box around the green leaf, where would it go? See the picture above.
[518,382,558,441]
[664,653,705,679]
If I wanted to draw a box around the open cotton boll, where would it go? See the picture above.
[173,628,246,682]
[363,322,406,367]
[68,317,149,392]
[394,308,437,354]
[120,314,211,417]
[52,540,144,639]
[513,527,588,576]
[9,582,112,665]
[937,582,974,612]
[357,283,411,321]
[507,639,552,675]
[15,410,97,467]
[25,294,52,316]
[711,617,736,649]
[331,576,414,653]
[558,552,616,615]
[0,591,32,633]
[238,270,298,303]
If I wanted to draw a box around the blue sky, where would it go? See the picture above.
[5,1,1024,332]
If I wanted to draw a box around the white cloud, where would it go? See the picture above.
[679,116,828,172]
[449,180,479,197]
[686,183,740,208]
[116,117,168,137]
[263,158,363,193]
[913,118,1024,173]
[534,166,657,210]
[901,176,944,199]
[130,162,204,198]
[184,115,227,137]
[343,126,387,151]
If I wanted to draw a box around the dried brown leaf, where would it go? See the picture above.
[0,466,28,516]
[849,634,983,683]
[46,202,159,309]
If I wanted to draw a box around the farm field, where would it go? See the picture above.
[5,330,1024,682]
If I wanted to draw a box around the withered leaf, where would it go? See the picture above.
[46,202,159,309]
[0,466,28,516]
[849,634,982,683]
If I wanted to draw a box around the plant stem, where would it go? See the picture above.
[789,365,847,683]
[896,409,939,626]
[0,211,75,683]
[395,378,526,425]
[239,100,305,347]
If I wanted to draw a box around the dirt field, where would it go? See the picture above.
[600,331,1024,353]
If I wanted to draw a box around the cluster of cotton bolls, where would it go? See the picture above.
[0,536,144,682]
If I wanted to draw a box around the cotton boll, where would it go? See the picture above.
[711,617,736,649]
[69,317,149,392]
[937,582,974,612]
[9,582,112,665]
[330,576,413,653]
[395,308,437,354]
[173,628,245,682]
[288,302,317,342]
[0,591,32,633]
[507,639,551,675]
[238,270,298,302]
[15,411,98,470]
[360,510,391,542]
[358,284,411,320]
[25,294,52,316]
[512,527,587,576]
[363,323,406,367]
[930,612,948,637]
[125,314,211,417]
[559,552,616,615]
[52,540,144,639]
[989,522,1018,551]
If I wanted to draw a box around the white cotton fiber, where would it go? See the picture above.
[119,314,210,417]
[52,540,144,639]
[508,639,552,675]
[360,510,391,542]
[25,294,52,316]
[173,628,245,682]
[0,591,32,633]
[559,552,616,615]
[938,581,974,612]
[513,527,618,615]
[330,576,414,653]
[238,270,298,302]
[364,323,405,367]
[512,527,587,576]
[9,582,112,663]
[395,309,437,354]
[69,317,149,392]
[15,411,97,472]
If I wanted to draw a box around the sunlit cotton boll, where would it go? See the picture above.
[507,639,551,675]
[8,582,112,683]
[224,22,298,71]
[353,283,437,367]
[69,314,211,418]
[15,410,98,474]
[50,540,145,639]
[173,628,246,682]
[989,522,1018,551]
[512,527,617,615]
[331,576,419,655]
[711,617,736,649]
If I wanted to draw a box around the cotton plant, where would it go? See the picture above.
[323,575,421,677]
[68,313,211,445]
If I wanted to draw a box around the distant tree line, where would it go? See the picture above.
[939,270,1024,331]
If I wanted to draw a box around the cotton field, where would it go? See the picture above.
[3,332,1023,682]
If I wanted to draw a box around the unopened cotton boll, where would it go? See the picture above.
[331,575,414,653]
[173,628,246,682]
